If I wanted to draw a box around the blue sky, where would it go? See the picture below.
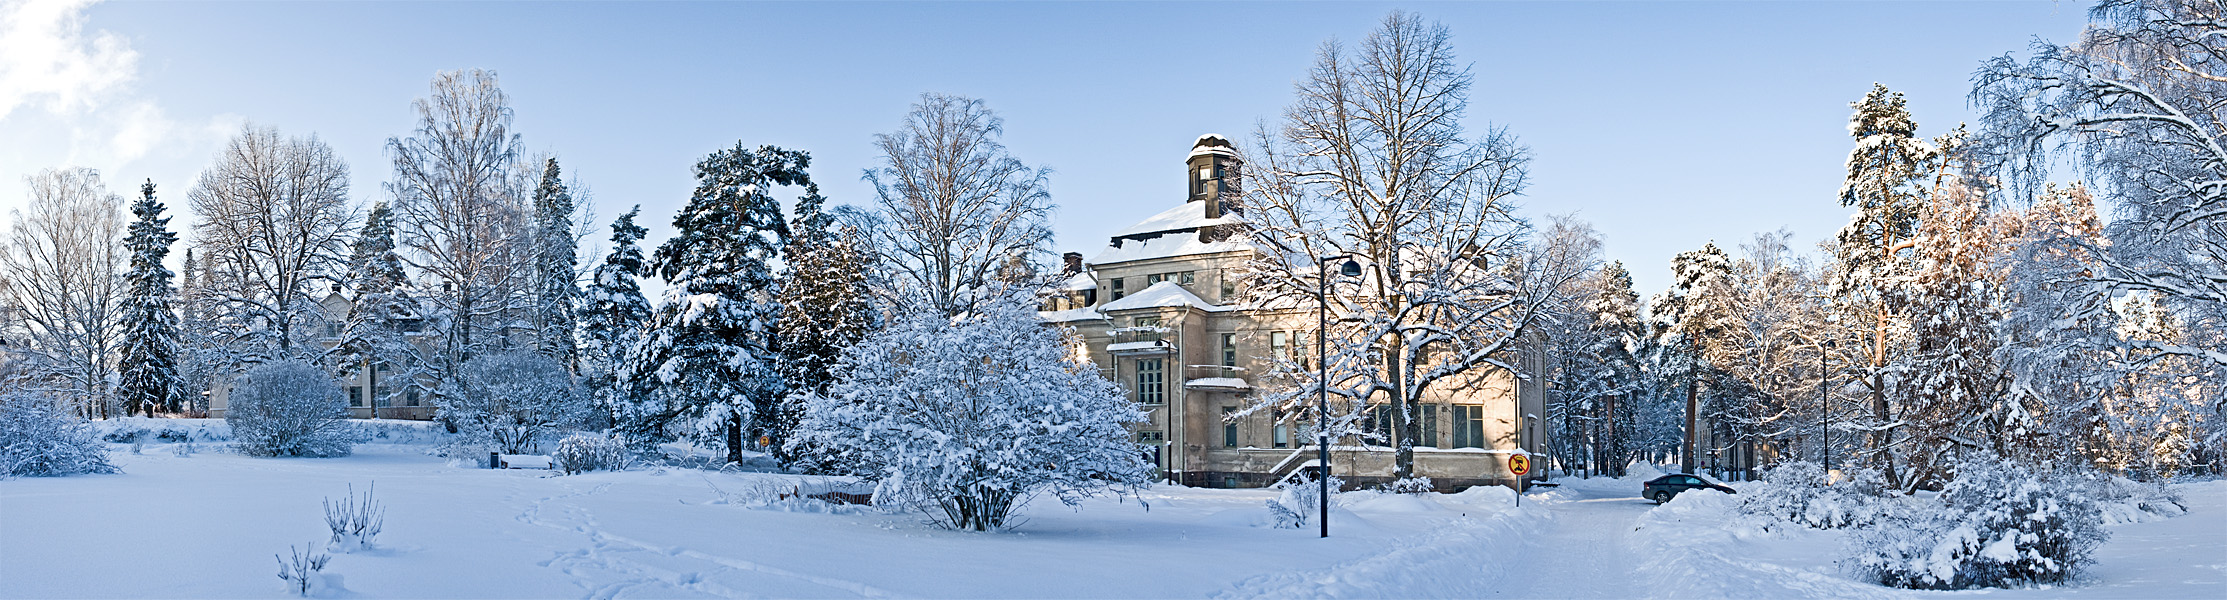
[0,0,2091,297]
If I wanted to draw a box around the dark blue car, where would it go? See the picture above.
[1643,474,1736,503]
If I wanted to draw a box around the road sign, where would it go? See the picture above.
[1509,453,1531,476]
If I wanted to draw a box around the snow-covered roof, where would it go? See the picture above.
[1060,271,1097,291]
[1183,377,1250,391]
[1037,307,1104,324]
[1188,133,1238,159]
[1089,235,1252,266]
[1111,201,1246,240]
[1098,281,1229,312]
[1106,340,1172,354]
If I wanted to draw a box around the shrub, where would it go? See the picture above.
[0,392,117,477]
[552,432,631,475]
[1267,473,1341,529]
[226,360,362,457]
[1385,476,1434,494]
[323,483,384,552]
[444,353,589,455]
[1849,456,2106,589]
[1739,461,1892,530]
[274,543,331,597]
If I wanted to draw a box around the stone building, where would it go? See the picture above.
[1041,134,1549,491]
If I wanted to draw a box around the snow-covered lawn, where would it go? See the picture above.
[2,440,2221,599]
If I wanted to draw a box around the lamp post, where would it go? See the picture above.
[1820,339,1835,473]
[1316,254,1361,539]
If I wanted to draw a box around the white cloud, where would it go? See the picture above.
[0,0,228,218]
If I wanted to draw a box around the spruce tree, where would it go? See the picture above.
[337,201,422,417]
[623,143,802,465]
[774,189,877,468]
[116,180,184,416]
[579,206,653,430]
[531,158,580,370]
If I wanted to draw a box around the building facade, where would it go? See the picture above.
[1043,134,1549,491]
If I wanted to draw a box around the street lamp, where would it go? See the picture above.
[1820,339,1835,474]
[1316,254,1361,538]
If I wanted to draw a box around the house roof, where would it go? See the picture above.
[1098,281,1228,313]
[1110,201,1246,240]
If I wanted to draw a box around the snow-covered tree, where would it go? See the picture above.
[116,180,185,416]
[1241,11,1564,478]
[1830,84,1939,486]
[1896,168,2015,489]
[861,93,1053,317]
[445,351,587,454]
[0,391,116,477]
[0,168,126,419]
[188,124,357,361]
[333,201,428,418]
[788,293,1152,531]
[386,69,533,384]
[1851,455,2107,589]
[1650,242,1734,474]
[774,191,877,468]
[622,143,799,465]
[529,158,580,370]
[226,360,360,458]
[578,206,651,430]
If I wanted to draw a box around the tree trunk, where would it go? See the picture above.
[725,411,746,466]
[1682,377,1699,474]
[1390,338,1414,480]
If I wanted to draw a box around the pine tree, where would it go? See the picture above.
[1832,84,1938,486]
[1585,261,1647,476]
[622,143,802,465]
[116,180,184,416]
[531,158,580,370]
[579,206,652,430]
[1651,242,1734,474]
[774,190,878,468]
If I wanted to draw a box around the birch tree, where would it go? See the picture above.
[0,168,125,419]
[861,93,1053,317]
[1242,11,1563,479]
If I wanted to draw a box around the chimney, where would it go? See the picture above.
[1062,252,1084,276]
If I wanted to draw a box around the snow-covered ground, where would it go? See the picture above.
[3,433,2221,599]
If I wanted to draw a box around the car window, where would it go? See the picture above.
[1677,476,1702,485]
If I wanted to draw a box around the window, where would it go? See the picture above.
[1222,406,1239,448]
[1178,271,1195,286]
[1368,404,1394,445]
[1110,277,1125,300]
[1421,404,1440,448]
[406,387,421,407]
[1136,359,1164,405]
[1145,273,1166,286]
[1269,332,1288,365]
[1138,431,1165,443]
[348,386,363,408]
[1453,405,1486,449]
[1135,316,1161,328]
[324,323,340,338]
[1273,408,1290,448]
[1220,272,1237,302]
[1220,333,1237,368]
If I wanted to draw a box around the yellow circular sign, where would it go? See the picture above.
[1509,454,1531,476]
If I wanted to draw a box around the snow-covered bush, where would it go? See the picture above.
[323,483,383,552]
[0,391,116,477]
[274,543,332,596]
[2086,473,2185,525]
[552,432,630,475]
[788,295,1154,531]
[1849,456,2107,589]
[1384,476,1434,494]
[226,360,361,457]
[1739,461,1892,530]
[443,352,589,455]
[1267,474,1342,529]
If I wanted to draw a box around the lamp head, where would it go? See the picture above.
[1338,260,1363,278]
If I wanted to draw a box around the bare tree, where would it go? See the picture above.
[188,125,357,361]
[385,69,532,381]
[1242,11,1564,479]
[861,93,1053,317]
[0,168,126,419]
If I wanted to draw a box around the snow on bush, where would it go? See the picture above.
[789,295,1154,531]
[443,352,589,455]
[323,483,384,552]
[0,391,117,477]
[226,360,362,457]
[552,432,631,474]
[2087,474,2186,525]
[1384,476,1434,494]
[1849,456,2106,590]
[1738,461,1894,530]
[1267,474,1342,529]
[274,543,334,597]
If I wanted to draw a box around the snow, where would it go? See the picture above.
[1183,377,1250,390]
[1059,270,1096,291]
[1108,201,1245,240]
[1037,307,1104,324]
[3,442,2220,599]
[1097,281,1228,312]
[1088,234,1251,267]
[1105,340,1171,353]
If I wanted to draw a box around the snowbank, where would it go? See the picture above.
[90,417,453,446]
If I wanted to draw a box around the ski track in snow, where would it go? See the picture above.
[516,480,901,599]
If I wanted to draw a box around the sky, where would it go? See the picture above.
[0,0,2094,298]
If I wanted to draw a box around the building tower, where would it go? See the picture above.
[1186,134,1242,219]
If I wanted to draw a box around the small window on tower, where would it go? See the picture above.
[1110,277,1125,300]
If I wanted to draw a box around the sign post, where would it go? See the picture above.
[1509,452,1532,507]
